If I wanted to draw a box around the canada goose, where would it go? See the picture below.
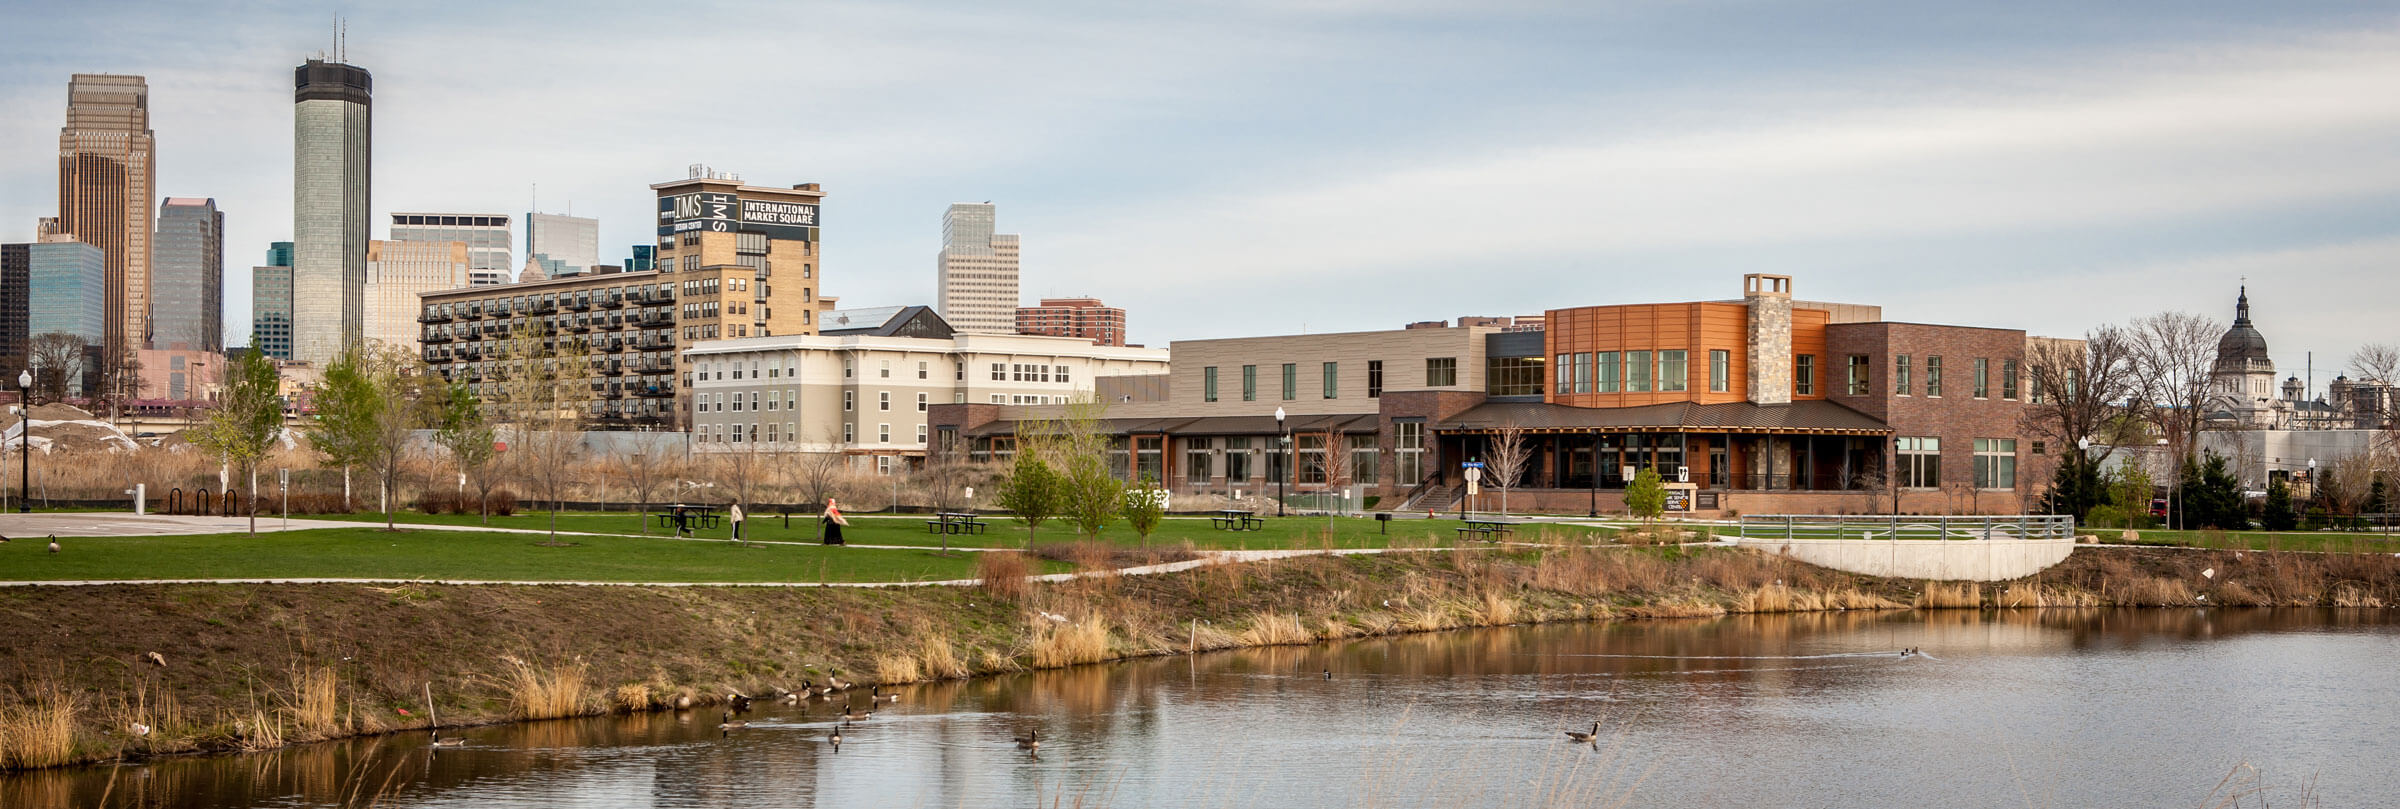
[871,685,899,703]
[828,723,844,751]
[826,676,853,692]
[0,533,10,543]
[47,536,59,553]
[1014,729,1040,753]
[728,692,754,713]
[1565,721,1600,743]
[430,730,466,748]
[803,679,836,698]
[1323,668,1332,680]
[718,712,748,736]
[780,691,801,705]
[839,704,872,722]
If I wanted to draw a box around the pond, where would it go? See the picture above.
[7,608,2393,807]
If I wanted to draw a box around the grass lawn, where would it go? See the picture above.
[2109,527,2400,554]
[296,510,1619,550]
[0,527,1073,583]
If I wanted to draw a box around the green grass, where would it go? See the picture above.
[2111,527,2400,554]
[0,527,1074,583]
[295,510,1618,551]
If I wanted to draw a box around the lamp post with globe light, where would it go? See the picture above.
[1275,407,1288,517]
[18,369,31,513]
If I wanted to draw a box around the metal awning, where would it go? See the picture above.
[1433,400,1891,436]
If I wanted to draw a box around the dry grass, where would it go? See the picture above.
[609,683,656,713]
[1916,581,1982,609]
[872,652,923,684]
[1402,602,1461,632]
[1475,590,1521,626]
[2118,577,2194,606]
[281,666,340,739]
[1185,621,1240,652]
[1028,615,1113,668]
[0,682,79,770]
[2331,585,2386,608]
[979,551,1032,601]
[916,634,970,680]
[1235,612,1314,646]
[493,656,592,720]
[1620,600,1726,619]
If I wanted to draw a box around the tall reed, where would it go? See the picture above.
[495,656,592,720]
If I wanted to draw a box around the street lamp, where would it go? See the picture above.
[1275,406,1288,517]
[17,369,31,513]
[1588,427,1599,518]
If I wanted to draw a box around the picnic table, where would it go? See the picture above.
[925,511,990,535]
[1457,518,1519,542]
[656,505,723,532]
[1211,509,1265,532]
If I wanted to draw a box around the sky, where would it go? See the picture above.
[3,0,2397,385]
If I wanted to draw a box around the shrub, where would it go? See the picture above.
[494,656,592,720]
[978,552,1031,601]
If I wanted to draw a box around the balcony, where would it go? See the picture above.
[597,339,624,353]
[569,321,592,333]
[599,295,624,309]
[602,386,625,399]
[635,385,674,398]
[598,362,624,375]
[566,298,591,311]
[422,332,453,343]
[418,311,452,324]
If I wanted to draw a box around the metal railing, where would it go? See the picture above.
[1736,514,2076,542]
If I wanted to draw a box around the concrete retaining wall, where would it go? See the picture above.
[1732,537,2078,582]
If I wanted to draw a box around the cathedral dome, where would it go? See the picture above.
[2215,286,2269,367]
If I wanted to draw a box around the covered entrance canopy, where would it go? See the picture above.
[1431,400,1893,491]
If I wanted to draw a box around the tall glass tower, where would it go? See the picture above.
[292,58,371,364]
[57,74,156,368]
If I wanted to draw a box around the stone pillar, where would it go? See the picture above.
[1745,274,1793,405]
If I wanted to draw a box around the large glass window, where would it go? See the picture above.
[1203,366,1218,402]
[1226,437,1252,481]
[1974,358,1991,398]
[1426,357,1457,387]
[1396,421,1426,485]
[1597,352,1620,393]
[1575,352,1592,393]
[1282,363,1297,401]
[1926,356,1944,397]
[1554,354,1572,395]
[1896,354,1913,396]
[1794,354,1815,396]
[1486,356,1546,396]
[1349,434,1380,486]
[1709,350,1729,392]
[1136,436,1164,483]
[1185,438,1214,484]
[1323,361,1339,399]
[1974,438,2017,489]
[1297,434,1327,484]
[1659,350,1688,392]
[1847,354,1870,396]
[1367,360,1384,398]
[1242,365,1257,401]
[2002,359,2019,400]
[1626,350,1652,392]
[1898,437,1941,488]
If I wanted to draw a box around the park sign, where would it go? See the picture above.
[657,192,819,241]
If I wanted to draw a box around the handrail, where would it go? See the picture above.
[1735,514,2076,541]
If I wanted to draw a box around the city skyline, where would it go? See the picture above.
[0,3,2395,378]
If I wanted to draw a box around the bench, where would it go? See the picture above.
[1457,519,1516,542]
[1211,510,1265,531]
[926,512,989,535]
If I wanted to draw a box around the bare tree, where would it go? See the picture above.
[26,332,86,401]
[791,428,848,541]
[2024,328,2136,462]
[498,325,588,545]
[1485,421,1531,516]
[92,344,143,421]
[2126,311,2225,472]
[621,443,681,535]
[708,432,769,542]
[921,433,975,514]
[2350,343,2400,384]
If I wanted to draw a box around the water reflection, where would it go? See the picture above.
[9,608,2394,808]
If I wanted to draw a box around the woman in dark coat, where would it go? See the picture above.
[821,498,849,545]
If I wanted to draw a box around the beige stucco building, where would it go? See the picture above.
[935,203,1020,334]
[365,239,467,353]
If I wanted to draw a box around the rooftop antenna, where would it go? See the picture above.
[339,17,346,62]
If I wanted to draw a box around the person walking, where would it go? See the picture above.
[821,497,849,545]
[671,503,691,537]
[728,502,746,543]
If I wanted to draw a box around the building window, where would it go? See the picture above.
[1794,354,1815,396]
[917,392,929,412]
[1185,437,1214,484]
[1281,363,1297,401]
[877,456,893,475]
[1974,358,1991,399]
[879,423,891,443]
[1846,354,1870,396]
[1709,349,1729,393]
[879,391,891,411]
[2002,359,2019,400]
[1896,354,1913,396]
[1626,350,1652,393]
[1367,360,1383,398]
[1242,365,1257,401]
[991,362,1006,381]
[1597,352,1620,393]
[1349,434,1380,486]
[1974,438,2017,489]
[918,424,929,443]
[1323,362,1338,399]
[1555,354,1572,395]
[919,361,929,380]
[844,422,854,443]
[1426,357,1457,387]
[1226,437,1252,481]
[1056,365,1069,384]
[1486,356,1546,396]
[1396,421,1425,485]
[1926,356,1944,397]
[844,359,853,378]
[844,391,853,412]
[1898,437,1941,488]
[1659,350,1688,393]
[1204,366,1219,402]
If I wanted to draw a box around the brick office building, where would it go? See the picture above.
[931,275,2070,516]
[1015,297,1127,346]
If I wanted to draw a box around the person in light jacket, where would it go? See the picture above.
[821,498,849,545]
[728,502,745,542]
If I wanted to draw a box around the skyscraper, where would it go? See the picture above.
[364,239,466,352]
[293,58,371,364]
[391,213,510,285]
[0,243,28,375]
[57,74,157,366]
[254,242,294,361]
[936,203,1020,334]
[26,236,105,396]
[526,212,599,277]
[152,197,223,350]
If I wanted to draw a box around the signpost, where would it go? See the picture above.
[1462,462,1484,519]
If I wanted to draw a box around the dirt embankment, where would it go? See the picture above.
[0,544,2394,770]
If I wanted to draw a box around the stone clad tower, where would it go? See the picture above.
[1744,274,1793,405]
[292,58,371,364]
